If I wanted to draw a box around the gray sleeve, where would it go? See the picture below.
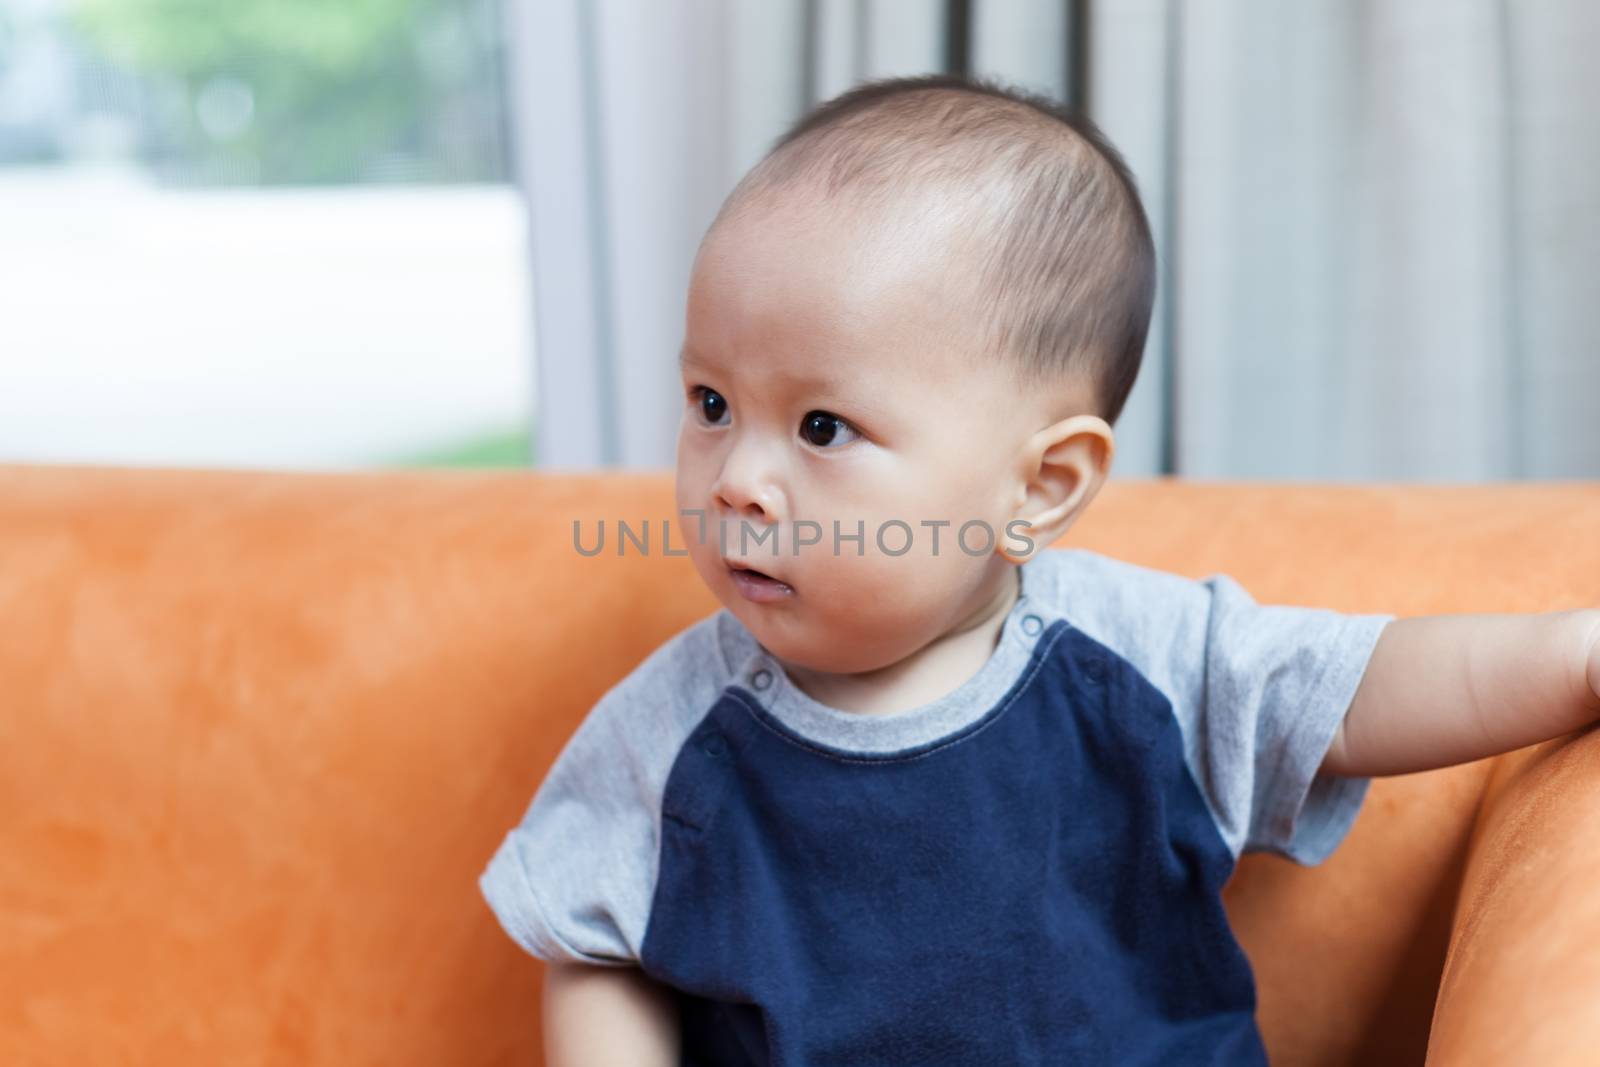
[478,686,652,966]
[477,613,732,965]
[1196,571,1393,866]
[1045,550,1393,867]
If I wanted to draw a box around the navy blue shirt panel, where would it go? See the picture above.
[640,620,1269,1066]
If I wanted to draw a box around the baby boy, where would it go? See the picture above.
[480,74,1600,1065]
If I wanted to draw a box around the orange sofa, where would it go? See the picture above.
[3,465,1598,1065]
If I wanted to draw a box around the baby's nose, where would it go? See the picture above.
[712,459,780,519]
[716,484,776,523]
[713,479,788,558]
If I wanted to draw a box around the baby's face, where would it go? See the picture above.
[674,192,1041,675]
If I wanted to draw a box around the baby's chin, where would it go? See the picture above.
[731,606,924,677]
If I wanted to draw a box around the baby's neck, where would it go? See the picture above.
[778,564,1021,717]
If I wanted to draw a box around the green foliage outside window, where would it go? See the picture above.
[65,0,509,185]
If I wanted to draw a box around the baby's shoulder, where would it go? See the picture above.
[573,608,749,755]
[1029,547,1215,641]
[478,609,751,964]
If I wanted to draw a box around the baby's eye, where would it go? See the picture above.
[688,386,729,426]
[800,410,859,449]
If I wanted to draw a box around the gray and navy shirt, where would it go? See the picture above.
[479,547,1393,1065]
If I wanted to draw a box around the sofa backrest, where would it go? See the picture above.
[2,465,1596,1065]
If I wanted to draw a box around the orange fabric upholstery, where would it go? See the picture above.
[2,465,1597,1065]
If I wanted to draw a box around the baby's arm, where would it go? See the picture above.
[1324,609,1600,777]
[543,962,679,1067]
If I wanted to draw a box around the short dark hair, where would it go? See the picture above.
[718,74,1156,426]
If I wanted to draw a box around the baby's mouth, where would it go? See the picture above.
[724,558,796,597]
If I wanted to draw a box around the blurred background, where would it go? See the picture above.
[0,0,1595,480]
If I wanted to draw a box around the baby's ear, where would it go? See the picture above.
[1009,415,1114,553]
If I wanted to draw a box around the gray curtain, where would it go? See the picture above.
[507,0,1600,480]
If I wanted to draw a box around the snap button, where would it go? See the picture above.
[701,732,727,758]
[1084,657,1106,683]
[751,668,773,691]
[1021,614,1042,636]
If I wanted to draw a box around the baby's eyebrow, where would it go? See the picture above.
[680,349,859,399]
[766,366,846,394]
[679,346,712,374]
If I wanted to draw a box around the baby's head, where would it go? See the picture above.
[674,74,1155,677]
